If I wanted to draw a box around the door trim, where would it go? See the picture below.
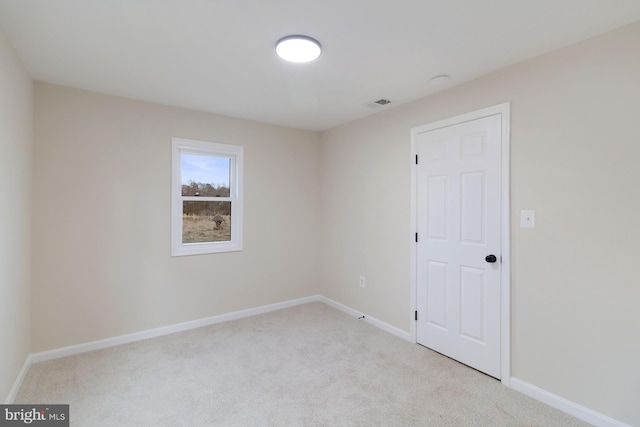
[409,103,511,385]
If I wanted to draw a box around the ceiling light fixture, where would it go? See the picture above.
[276,35,322,63]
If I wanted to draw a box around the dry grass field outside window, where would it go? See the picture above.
[182,214,231,243]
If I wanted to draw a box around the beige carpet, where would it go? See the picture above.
[16,302,590,426]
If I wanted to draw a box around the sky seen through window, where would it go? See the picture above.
[181,153,230,187]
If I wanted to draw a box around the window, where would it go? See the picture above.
[171,138,243,256]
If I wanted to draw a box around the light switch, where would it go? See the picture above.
[520,210,535,228]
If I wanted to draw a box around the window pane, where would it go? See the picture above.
[181,153,230,197]
[182,201,231,243]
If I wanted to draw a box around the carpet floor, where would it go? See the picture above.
[16,302,590,426]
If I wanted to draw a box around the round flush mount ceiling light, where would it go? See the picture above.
[276,35,322,63]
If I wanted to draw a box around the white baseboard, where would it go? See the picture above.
[11,296,629,427]
[317,295,412,342]
[4,355,33,404]
[28,295,411,366]
[510,378,630,427]
[30,295,320,364]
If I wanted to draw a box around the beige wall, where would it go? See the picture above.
[319,21,640,425]
[32,83,321,352]
[0,28,33,401]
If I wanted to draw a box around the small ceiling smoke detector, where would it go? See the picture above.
[374,99,391,105]
[276,35,322,63]
[430,75,450,85]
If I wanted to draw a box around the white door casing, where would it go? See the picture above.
[410,104,510,382]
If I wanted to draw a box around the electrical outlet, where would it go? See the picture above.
[359,276,366,288]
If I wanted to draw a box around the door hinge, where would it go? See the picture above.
[415,310,418,321]
[415,154,418,164]
[415,233,418,243]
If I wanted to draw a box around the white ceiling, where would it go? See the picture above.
[1,1,640,131]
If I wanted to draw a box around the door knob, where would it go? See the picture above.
[485,254,497,263]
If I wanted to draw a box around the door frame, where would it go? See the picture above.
[409,103,511,385]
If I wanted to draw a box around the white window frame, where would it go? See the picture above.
[171,137,243,256]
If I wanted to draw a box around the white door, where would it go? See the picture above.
[415,114,502,378]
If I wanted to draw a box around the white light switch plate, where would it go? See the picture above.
[520,210,535,228]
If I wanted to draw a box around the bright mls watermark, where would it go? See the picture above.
[0,405,68,426]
